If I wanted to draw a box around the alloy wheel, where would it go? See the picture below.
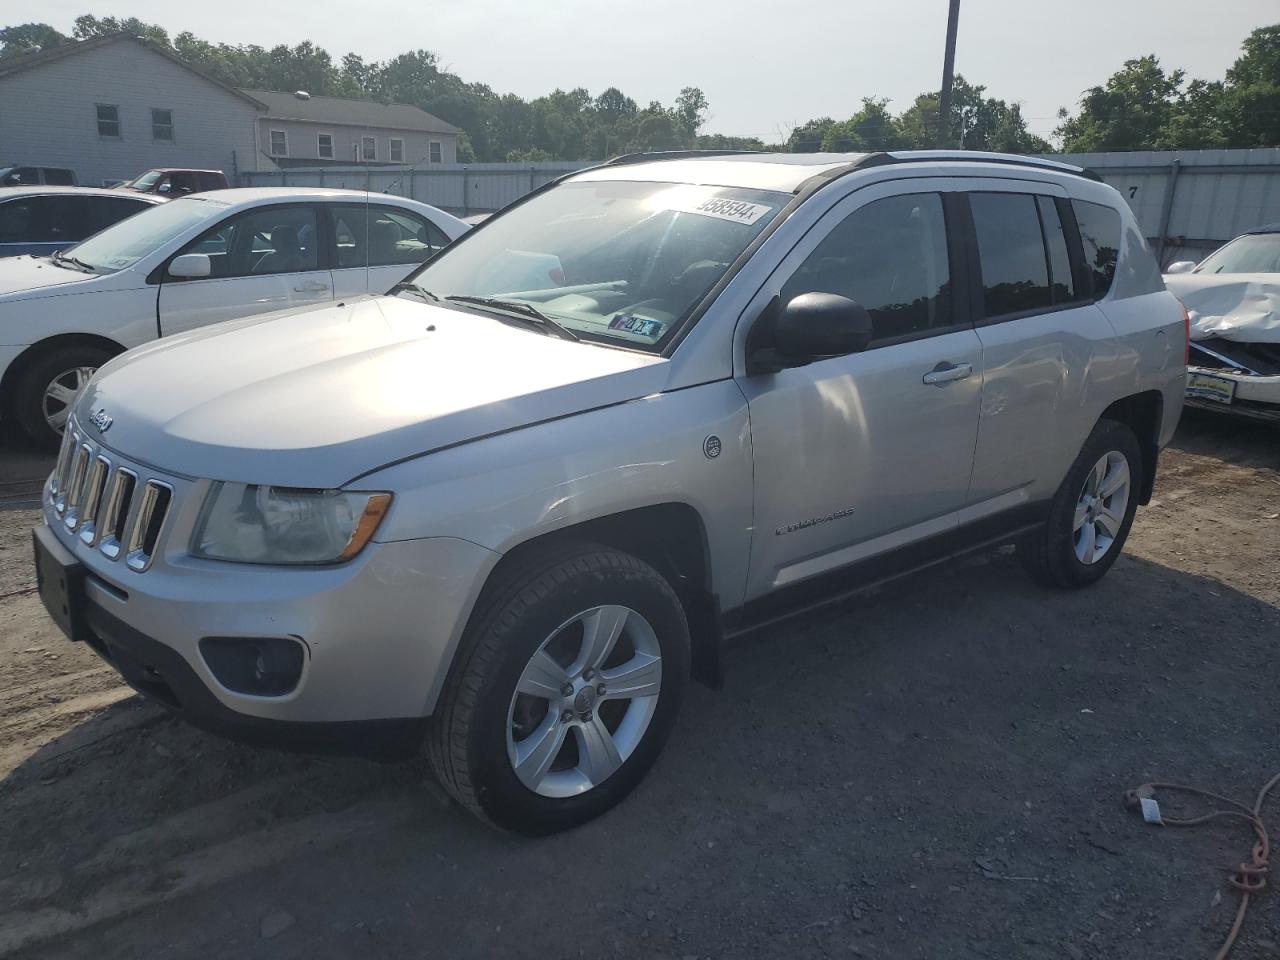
[42,366,97,433]
[506,604,662,798]
[1073,450,1130,564]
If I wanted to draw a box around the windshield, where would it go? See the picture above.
[125,171,162,190]
[1196,234,1280,275]
[65,197,223,273]
[405,180,787,351]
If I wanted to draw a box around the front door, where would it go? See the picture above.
[157,203,332,336]
[738,184,983,600]
[328,203,451,300]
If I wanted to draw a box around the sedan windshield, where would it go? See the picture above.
[64,197,224,273]
[404,180,788,351]
[1196,233,1280,275]
[124,171,162,190]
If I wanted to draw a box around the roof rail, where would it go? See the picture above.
[878,150,1104,183]
[601,149,760,167]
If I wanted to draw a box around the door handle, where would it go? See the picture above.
[293,281,329,293]
[922,361,973,386]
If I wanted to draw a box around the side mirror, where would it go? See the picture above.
[755,292,872,371]
[1165,261,1197,275]
[157,182,172,194]
[168,253,211,279]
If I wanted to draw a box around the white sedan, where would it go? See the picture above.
[0,187,468,446]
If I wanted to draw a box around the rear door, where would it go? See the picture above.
[960,184,1116,512]
[328,203,451,298]
[157,203,333,336]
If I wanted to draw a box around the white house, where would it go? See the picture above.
[245,89,462,168]
[0,35,466,188]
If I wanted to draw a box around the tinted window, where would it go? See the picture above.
[333,205,448,268]
[197,172,227,191]
[174,205,318,279]
[781,193,951,342]
[1036,196,1077,304]
[970,193,1051,318]
[84,197,152,234]
[1072,200,1121,299]
[0,196,87,243]
[43,168,76,186]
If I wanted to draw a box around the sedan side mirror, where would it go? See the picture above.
[1165,261,1197,275]
[168,253,212,279]
[752,292,873,373]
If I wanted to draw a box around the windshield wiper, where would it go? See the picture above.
[389,281,440,302]
[445,295,581,342]
[49,250,95,273]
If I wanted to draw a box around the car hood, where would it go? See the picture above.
[77,295,668,488]
[0,255,103,301]
[1164,272,1280,344]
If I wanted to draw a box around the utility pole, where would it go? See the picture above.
[937,0,961,148]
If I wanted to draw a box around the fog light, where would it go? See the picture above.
[199,637,305,696]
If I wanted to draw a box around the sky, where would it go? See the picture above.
[25,0,1280,142]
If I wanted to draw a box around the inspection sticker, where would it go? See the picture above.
[609,314,666,338]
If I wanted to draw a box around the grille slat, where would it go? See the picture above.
[51,417,176,573]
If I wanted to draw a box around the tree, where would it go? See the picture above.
[72,14,169,47]
[896,77,1049,152]
[1056,56,1183,151]
[0,22,70,59]
[822,98,902,151]
[674,86,708,136]
[1220,24,1280,147]
[787,117,835,152]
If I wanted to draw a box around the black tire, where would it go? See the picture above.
[426,542,690,835]
[1018,418,1143,589]
[13,344,115,450]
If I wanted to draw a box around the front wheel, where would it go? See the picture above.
[13,344,115,449]
[426,543,690,835]
[1018,419,1142,589]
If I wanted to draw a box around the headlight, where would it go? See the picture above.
[193,484,392,564]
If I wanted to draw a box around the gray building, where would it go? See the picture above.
[244,89,462,168]
[0,34,465,188]
[0,34,265,187]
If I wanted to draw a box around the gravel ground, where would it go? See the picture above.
[0,410,1277,960]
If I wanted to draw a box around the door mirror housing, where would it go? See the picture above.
[752,293,874,372]
[1165,260,1197,275]
[168,253,212,279]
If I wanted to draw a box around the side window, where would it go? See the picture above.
[171,206,319,279]
[0,196,84,242]
[84,197,151,235]
[1036,196,1077,304]
[970,193,1052,318]
[332,205,445,269]
[43,168,76,186]
[1072,200,1121,300]
[781,193,951,343]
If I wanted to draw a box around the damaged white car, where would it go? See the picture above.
[1165,223,1280,422]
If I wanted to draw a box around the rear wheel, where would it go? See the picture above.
[1018,419,1142,589]
[13,344,114,449]
[427,543,689,835]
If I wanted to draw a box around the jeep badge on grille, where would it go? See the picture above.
[89,408,113,433]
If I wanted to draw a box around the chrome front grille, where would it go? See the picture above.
[49,426,175,572]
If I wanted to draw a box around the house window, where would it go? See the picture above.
[317,133,334,159]
[269,129,288,157]
[429,140,442,164]
[96,104,121,138]
[151,108,174,141]
[389,138,404,163]
[361,136,377,162]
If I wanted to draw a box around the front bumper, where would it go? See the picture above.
[1186,364,1280,422]
[34,509,498,748]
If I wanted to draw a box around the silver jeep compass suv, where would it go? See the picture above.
[34,151,1186,834]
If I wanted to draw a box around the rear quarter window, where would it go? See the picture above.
[1071,200,1121,300]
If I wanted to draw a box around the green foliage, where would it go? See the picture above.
[0,22,71,59]
[1057,25,1280,151]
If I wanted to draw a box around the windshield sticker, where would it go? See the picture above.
[609,314,666,339]
[672,196,774,226]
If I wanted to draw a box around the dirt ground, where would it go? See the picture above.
[1,411,1277,960]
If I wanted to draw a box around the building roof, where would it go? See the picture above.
[242,89,463,136]
[0,34,265,109]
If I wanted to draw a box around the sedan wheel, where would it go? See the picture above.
[42,366,97,434]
